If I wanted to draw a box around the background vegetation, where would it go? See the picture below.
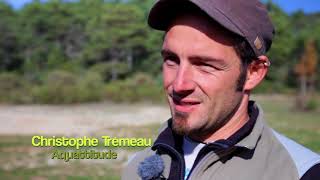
[0,0,319,104]
[0,1,319,179]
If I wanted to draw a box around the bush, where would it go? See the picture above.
[0,71,164,104]
[32,70,105,104]
[105,72,164,103]
[0,73,33,103]
[253,80,294,94]
[32,70,79,104]
[305,99,318,111]
[76,71,105,102]
[89,62,130,81]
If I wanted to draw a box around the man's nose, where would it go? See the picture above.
[173,64,196,94]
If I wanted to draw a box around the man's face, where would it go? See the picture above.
[162,14,245,140]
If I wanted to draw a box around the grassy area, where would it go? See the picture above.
[0,95,319,179]
[0,135,123,180]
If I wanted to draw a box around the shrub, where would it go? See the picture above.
[253,80,294,94]
[89,62,130,81]
[76,71,105,102]
[0,71,164,104]
[32,70,79,104]
[105,72,164,103]
[32,70,105,104]
[0,73,33,103]
[305,99,318,111]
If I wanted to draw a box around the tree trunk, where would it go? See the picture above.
[308,74,315,95]
[111,59,118,81]
[297,75,307,109]
[127,49,133,72]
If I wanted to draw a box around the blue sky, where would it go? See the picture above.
[3,0,320,14]
[271,0,320,14]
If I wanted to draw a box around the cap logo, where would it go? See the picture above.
[254,37,263,50]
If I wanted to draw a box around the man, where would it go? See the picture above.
[122,0,320,179]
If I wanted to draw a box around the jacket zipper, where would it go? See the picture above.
[154,143,185,180]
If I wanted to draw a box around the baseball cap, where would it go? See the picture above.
[148,0,275,56]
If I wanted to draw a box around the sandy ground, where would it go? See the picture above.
[0,102,170,136]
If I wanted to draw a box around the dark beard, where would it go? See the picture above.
[171,94,243,140]
[171,110,190,136]
[171,110,212,137]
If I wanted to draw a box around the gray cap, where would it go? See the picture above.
[148,0,275,56]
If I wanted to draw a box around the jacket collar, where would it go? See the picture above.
[152,119,183,153]
[235,102,265,150]
[152,101,265,152]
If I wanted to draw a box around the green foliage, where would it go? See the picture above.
[32,70,79,104]
[58,60,84,74]
[0,0,319,103]
[89,62,130,81]
[76,71,105,102]
[32,70,104,104]
[305,99,318,111]
[267,3,297,84]
[0,2,23,71]
[105,72,164,103]
[0,73,32,103]
[253,80,295,94]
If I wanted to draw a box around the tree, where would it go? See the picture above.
[0,2,22,71]
[294,40,318,110]
[266,2,296,88]
[82,2,150,80]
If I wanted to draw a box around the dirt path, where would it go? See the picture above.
[0,102,170,136]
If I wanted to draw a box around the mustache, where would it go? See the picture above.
[169,91,202,102]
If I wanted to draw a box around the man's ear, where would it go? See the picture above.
[243,55,269,91]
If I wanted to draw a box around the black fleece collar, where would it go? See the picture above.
[152,101,259,152]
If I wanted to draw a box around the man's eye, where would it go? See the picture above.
[199,63,212,67]
[164,59,178,66]
[196,63,220,72]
